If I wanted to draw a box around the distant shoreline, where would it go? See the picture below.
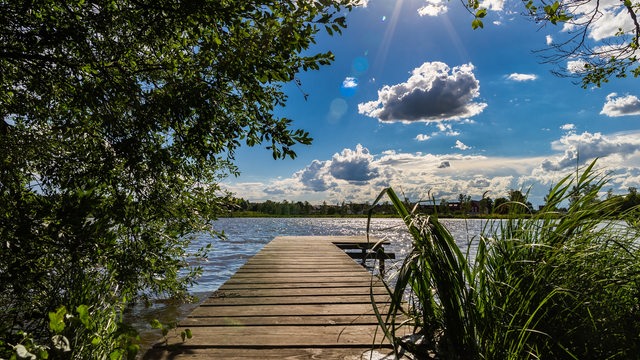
[222,212,527,219]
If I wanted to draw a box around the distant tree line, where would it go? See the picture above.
[228,199,383,216]
[227,187,640,218]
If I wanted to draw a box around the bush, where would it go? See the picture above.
[373,160,640,359]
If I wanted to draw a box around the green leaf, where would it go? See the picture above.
[472,19,484,29]
[109,349,123,360]
[76,305,90,328]
[475,8,487,18]
[48,306,67,333]
[150,319,162,329]
[38,348,49,359]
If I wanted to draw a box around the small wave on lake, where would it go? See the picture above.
[134,217,488,354]
[189,217,488,294]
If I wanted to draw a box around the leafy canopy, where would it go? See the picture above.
[0,0,354,357]
[466,0,640,87]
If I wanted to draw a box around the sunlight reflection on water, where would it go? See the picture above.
[189,217,489,294]
[136,217,489,354]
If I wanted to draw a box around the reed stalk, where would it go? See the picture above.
[370,160,640,359]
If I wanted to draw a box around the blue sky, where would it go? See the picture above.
[223,0,640,207]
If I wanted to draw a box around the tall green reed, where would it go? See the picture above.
[370,160,640,359]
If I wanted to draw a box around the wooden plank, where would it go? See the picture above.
[188,303,388,317]
[230,271,376,278]
[219,282,381,290]
[223,276,375,284]
[145,236,399,359]
[144,347,397,360]
[201,294,391,306]
[161,324,389,347]
[208,286,388,297]
[179,315,385,327]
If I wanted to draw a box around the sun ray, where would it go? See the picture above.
[440,12,471,63]
[373,0,406,73]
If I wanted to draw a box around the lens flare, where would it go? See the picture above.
[328,98,348,123]
[352,57,369,75]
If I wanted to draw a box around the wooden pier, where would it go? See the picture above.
[144,236,399,359]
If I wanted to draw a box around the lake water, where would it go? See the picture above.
[189,217,488,294]
[135,217,488,352]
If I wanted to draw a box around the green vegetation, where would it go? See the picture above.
[373,160,640,359]
[228,186,640,218]
[0,1,353,358]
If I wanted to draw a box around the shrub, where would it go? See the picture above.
[372,160,640,359]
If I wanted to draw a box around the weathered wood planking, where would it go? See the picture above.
[144,236,399,360]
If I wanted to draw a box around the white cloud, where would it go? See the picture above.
[297,160,334,192]
[560,123,576,131]
[342,77,358,89]
[434,123,461,136]
[469,177,491,188]
[546,35,553,45]
[416,134,431,141]
[541,131,640,171]
[285,144,381,193]
[418,0,448,16]
[328,144,379,183]
[601,93,640,117]
[225,146,537,204]
[562,0,636,41]
[454,140,471,150]
[481,0,505,11]
[589,6,635,41]
[507,73,538,81]
[224,134,640,207]
[567,60,588,74]
[358,62,487,123]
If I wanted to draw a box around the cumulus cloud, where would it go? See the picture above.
[469,177,491,188]
[454,140,471,150]
[507,73,538,81]
[343,77,358,89]
[560,123,576,131]
[601,93,640,117]
[224,132,640,207]
[263,187,286,195]
[541,131,640,171]
[481,0,505,11]
[418,0,448,16]
[358,62,487,123]
[416,134,431,141]
[291,145,381,193]
[561,0,636,41]
[297,160,334,192]
[293,146,532,202]
[589,7,635,41]
[567,60,588,74]
[352,0,369,6]
[329,144,379,183]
